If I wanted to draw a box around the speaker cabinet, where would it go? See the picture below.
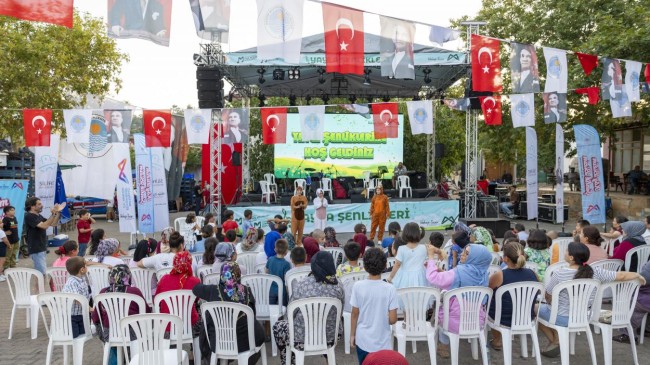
[350,194,366,203]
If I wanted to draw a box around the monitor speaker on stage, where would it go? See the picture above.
[412,172,427,189]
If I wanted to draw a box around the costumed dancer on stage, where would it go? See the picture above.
[290,185,308,245]
[369,184,390,241]
[313,188,329,230]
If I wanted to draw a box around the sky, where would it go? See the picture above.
[76,0,482,109]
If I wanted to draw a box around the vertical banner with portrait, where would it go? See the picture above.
[379,16,415,79]
[220,108,249,145]
[542,92,567,124]
[165,115,189,201]
[103,110,133,143]
[510,43,540,93]
[107,0,173,46]
[601,58,623,101]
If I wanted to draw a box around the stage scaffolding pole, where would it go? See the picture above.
[242,97,251,193]
[461,21,486,219]
[208,111,223,224]
[426,104,437,188]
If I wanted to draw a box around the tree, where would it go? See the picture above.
[0,11,127,149]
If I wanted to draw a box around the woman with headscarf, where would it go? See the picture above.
[313,188,329,230]
[425,243,492,358]
[156,226,175,254]
[272,251,345,365]
[323,227,339,248]
[471,226,498,252]
[212,242,245,275]
[612,221,648,272]
[92,238,124,266]
[192,262,265,364]
[238,227,261,253]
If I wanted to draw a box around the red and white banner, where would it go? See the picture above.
[23,109,52,146]
[143,109,172,147]
[471,34,502,92]
[322,2,364,75]
[0,0,73,28]
[261,107,287,144]
[371,102,399,139]
[479,96,502,126]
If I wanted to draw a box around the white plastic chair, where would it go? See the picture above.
[94,292,146,365]
[85,255,96,262]
[286,297,342,365]
[490,252,502,265]
[486,282,544,365]
[191,253,204,267]
[524,261,539,272]
[260,181,275,204]
[624,245,650,272]
[38,292,93,365]
[394,287,441,364]
[196,265,215,281]
[156,267,173,279]
[551,238,573,263]
[537,279,599,365]
[202,273,221,285]
[340,272,368,354]
[264,173,278,194]
[47,267,69,292]
[488,264,502,278]
[119,313,189,365]
[173,217,185,233]
[438,286,493,365]
[590,279,641,365]
[397,175,412,198]
[591,259,624,272]
[362,171,372,189]
[87,266,111,300]
[154,290,201,365]
[130,268,156,306]
[320,178,333,200]
[195,216,205,227]
[386,257,397,270]
[367,178,378,197]
[286,270,311,299]
[6,268,44,340]
[237,252,258,275]
[200,301,268,365]
[641,313,648,344]
[130,231,147,248]
[294,179,307,196]
[543,261,569,288]
[254,263,266,274]
[241,274,285,357]
[323,247,344,266]
[120,256,133,266]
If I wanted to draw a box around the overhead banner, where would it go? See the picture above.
[555,124,565,223]
[574,124,606,224]
[134,134,155,234]
[0,179,29,240]
[35,134,60,234]
[112,143,137,233]
[164,115,189,202]
[107,0,172,46]
[229,200,459,233]
[525,127,538,220]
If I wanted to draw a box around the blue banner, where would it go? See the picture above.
[55,166,71,224]
[574,124,606,224]
[134,134,155,234]
[0,179,30,239]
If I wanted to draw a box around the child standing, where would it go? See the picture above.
[2,206,20,270]
[241,209,254,237]
[76,209,95,256]
[336,241,364,277]
[353,223,369,256]
[62,256,92,338]
[387,223,428,288]
[266,239,291,305]
[381,222,401,250]
[0,227,10,281]
[222,210,239,236]
[350,247,398,363]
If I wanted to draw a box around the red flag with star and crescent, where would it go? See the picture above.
[322,2,364,75]
[471,34,502,93]
[23,109,52,146]
[143,109,172,147]
[371,103,399,139]
[480,96,502,125]
[261,107,287,144]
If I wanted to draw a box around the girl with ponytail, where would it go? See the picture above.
[538,242,646,358]
[487,241,538,350]
[52,240,79,267]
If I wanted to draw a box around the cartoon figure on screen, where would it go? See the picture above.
[313,188,329,230]
[369,184,390,242]
[290,185,308,245]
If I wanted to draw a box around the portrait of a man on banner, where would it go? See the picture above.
[107,0,172,46]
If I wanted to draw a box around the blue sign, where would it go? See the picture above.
[574,124,606,224]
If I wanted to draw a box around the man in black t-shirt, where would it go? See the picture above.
[193,181,203,216]
[2,206,20,270]
[24,197,64,275]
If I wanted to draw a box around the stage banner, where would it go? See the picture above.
[134,134,155,234]
[555,123,565,223]
[0,180,29,240]
[164,115,188,201]
[525,127,538,220]
[229,200,459,234]
[112,143,137,233]
[35,134,60,234]
[151,145,170,232]
[574,124,606,224]
[274,113,404,179]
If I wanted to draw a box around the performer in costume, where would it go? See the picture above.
[290,185,308,245]
[369,184,390,241]
[313,188,329,230]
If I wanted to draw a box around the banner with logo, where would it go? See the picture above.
[525,127,538,220]
[229,200,459,233]
[555,124,565,223]
[112,143,137,233]
[151,144,170,232]
[164,115,188,203]
[574,124,606,224]
[134,134,155,234]
[35,134,60,233]
[0,180,29,240]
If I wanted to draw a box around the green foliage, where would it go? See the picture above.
[0,11,127,149]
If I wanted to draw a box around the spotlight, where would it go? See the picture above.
[289,94,297,106]
[363,68,372,86]
[257,67,266,84]
[423,67,432,84]
[258,93,266,107]
[288,67,300,80]
[305,95,312,105]
[322,94,330,105]
[317,67,326,84]
[272,68,285,80]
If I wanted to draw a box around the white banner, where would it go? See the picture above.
[184,109,212,144]
[134,134,154,234]
[256,0,304,63]
[510,93,535,128]
[298,105,325,141]
[151,147,170,232]
[525,127,538,220]
[625,60,642,102]
[555,123,565,223]
[35,134,60,234]
[543,47,568,93]
[63,109,92,144]
[406,100,434,135]
[112,143,137,233]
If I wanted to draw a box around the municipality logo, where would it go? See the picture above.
[70,115,86,132]
[515,100,531,117]
[305,113,319,130]
[447,54,460,61]
[117,159,129,184]
[265,6,294,40]
[548,56,561,79]
[414,108,427,124]
[11,182,24,190]
[190,115,206,133]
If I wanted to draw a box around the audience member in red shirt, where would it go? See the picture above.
[222,209,239,235]
[477,175,490,195]
[302,230,324,263]
[76,209,95,257]
[154,251,201,331]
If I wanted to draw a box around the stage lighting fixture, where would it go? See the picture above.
[288,67,300,80]
[289,94,297,106]
[423,67,432,84]
[273,68,285,80]
[317,67,326,84]
[322,94,330,104]
[257,67,266,84]
[258,93,266,107]
[305,95,312,105]
[363,68,372,86]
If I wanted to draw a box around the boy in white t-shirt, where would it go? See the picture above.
[350,247,398,364]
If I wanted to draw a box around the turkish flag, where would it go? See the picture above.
[480,96,502,126]
[0,0,74,28]
[576,52,598,76]
[261,107,287,144]
[143,110,172,147]
[23,109,52,146]
[471,34,502,92]
[322,2,364,75]
[372,103,399,139]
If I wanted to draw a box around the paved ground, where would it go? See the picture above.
[1,212,648,364]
